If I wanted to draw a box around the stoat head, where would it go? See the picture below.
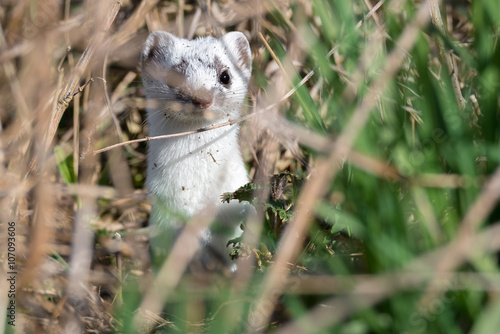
[141,31,251,125]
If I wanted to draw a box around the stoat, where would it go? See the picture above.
[140,31,252,273]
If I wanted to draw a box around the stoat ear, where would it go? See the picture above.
[141,31,175,67]
[220,32,252,76]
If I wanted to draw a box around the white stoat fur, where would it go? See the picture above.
[141,31,252,272]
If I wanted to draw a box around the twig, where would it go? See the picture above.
[94,112,250,155]
[361,0,386,31]
[57,45,71,72]
[100,54,124,141]
[93,72,313,155]
[355,0,386,30]
[64,0,80,178]
[428,0,467,110]
[45,0,121,149]
[72,78,94,99]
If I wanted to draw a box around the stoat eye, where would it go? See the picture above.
[219,70,231,86]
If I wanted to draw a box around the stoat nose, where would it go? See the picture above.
[191,88,213,109]
[193,97,212,109]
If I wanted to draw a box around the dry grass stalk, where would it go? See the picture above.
[0,0,495,332]
[133,208,217,331]
[287,271,500,295]
[275,221,500,334]
[46,0,121,149]
[419,164,500,306]
[428,0,467,110]
[246,2,433,330]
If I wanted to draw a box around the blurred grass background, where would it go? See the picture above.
[1,0,500,333]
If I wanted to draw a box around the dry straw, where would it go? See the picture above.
[1,0,497,333]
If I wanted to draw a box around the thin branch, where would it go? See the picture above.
[94,111,255,155]
[93,70,314,155]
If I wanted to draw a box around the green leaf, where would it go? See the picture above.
[54,145,77,184]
